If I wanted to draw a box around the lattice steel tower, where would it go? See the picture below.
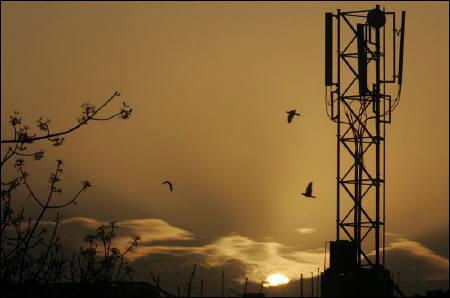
[321,5,406,297]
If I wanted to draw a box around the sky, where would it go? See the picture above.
[1,1,449,296]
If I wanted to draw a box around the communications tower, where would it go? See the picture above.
[321,5,406,297]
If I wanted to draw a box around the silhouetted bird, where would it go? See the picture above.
[163,180,173,192]
[287,110,301,123]
[302,182,316,198]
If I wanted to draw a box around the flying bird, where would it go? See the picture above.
[287,109,301,123]
[302,182,316,198]
[163,180,173,192]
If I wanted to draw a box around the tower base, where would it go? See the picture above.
[321,267,394,297]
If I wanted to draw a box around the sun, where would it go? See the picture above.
[265,273,290,287]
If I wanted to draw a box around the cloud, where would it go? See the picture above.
[38,217,449,295]
[49,218,325,283]
[113,218,194,245]
[296,227,316,234]
[126,235,324,283]
[385,238,449,281]
[200,236,324,283]
[49,217,324,282]
[64,217,192,242]
[124,224,449,292]
[385,231,404,238]
[358,234,449,295]
[40,216,193,256]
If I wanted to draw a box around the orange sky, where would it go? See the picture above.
[1,1,448,295]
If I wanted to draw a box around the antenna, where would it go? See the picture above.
[398,11,406,86]
[325,12,333,86]
[357,23,367,96]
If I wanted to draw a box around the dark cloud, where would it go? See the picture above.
[415,225,449,259]
[41,217,449,296]
[383,236,449,296]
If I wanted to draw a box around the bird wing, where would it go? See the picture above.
[287,113,294,123]
[163,181,173,190]
[306,182,313,195]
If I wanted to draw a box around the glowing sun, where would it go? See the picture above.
[265,273,290,287]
